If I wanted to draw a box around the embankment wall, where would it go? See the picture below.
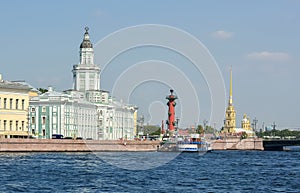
[0,139,160,152]
[0,138,264,152]
[212,138,264,150]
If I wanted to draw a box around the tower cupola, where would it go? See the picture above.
[80,27,93,48]
[73,27,100,92]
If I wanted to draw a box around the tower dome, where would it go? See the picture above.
[80,27,93,48]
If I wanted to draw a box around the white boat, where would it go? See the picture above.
[176,134,212,152]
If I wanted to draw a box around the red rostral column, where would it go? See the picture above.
[166,89,178,136]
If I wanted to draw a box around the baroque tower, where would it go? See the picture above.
[72,27,100,92]
[223,68,236,133]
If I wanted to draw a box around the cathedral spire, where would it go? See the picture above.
[222,66,236,134]
[229,66,233,105]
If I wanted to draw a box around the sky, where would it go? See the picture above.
[0,1,299,129]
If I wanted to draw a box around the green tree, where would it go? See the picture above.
[37,88,48,94]
[196,125,204,134]
[143,125,160,135]
[241,131,248,139]
[256,129,300,139]
[205,126,215,134]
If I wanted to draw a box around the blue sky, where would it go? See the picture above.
[1,1,299,129]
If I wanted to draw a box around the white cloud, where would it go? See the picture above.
[247,51,291,62]
[211,30,233,39]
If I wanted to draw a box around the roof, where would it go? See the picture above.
[80,27,93,48]
[234,128,255,134]
[0,80,31,91]
[11,81,39,92]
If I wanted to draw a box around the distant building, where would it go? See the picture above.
[241,114,251,130]
[0,74,31,138]
[223,68,236,133]
[221,68,255,137]
[235,114,255,137]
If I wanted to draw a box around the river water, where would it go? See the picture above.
[0,151,299,192]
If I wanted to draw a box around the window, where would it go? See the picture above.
[42,107,46,112]
[21,121,24,131]
[10,99,12,109]
[9,120,12,131]
[4,98,7,109]
[3,120,6,131]
[16,121,18,131]
[42,116,46,125]
[32,129,35,135]
[21,99,25,110]
[31,117,35,124]
[31,107,35,112]
[16,99,19,110]
[42,129,45,136]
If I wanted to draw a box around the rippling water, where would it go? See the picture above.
[0,151,299,192]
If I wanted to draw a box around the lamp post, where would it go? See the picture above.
[121,106,124,140]
[203,119,208,134]
[214,122,217,139]
[253,117,258,132]
[140,115,144,136]
[271,121,277,137]
[27,108,30,139]
[176,117,179,139]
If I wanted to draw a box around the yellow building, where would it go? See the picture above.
[234,114,255,137]
[0,75,31,138]
[223,68,236,134]
[241,114,251,130]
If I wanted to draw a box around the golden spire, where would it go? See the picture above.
[229,67,233,105]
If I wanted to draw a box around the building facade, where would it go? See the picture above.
[0,75,31,138]
[29,87,98,139]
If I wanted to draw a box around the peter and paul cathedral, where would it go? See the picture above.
[223,68,236,134]
[222,68,255,136]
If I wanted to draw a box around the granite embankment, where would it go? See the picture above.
[0,139,160,152]
[0,138,264,152]
[212,138,264,150]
